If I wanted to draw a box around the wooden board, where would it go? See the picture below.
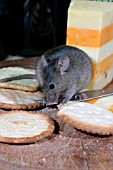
[0,57,113,170]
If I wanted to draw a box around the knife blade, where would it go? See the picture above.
[33,87,113,103]
[76,87,113,101]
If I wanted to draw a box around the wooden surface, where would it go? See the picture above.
[0,57,113,170]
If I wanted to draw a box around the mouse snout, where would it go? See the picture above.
[45,93,58,106]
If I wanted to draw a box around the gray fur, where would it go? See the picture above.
[36,45,93,106]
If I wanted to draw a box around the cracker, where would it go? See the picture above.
[0,88,44,110]
[0,110,54,144]
[0,67,39,92]
[57,101,113,135]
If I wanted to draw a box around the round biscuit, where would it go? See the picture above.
[0,67,39,92]
[57,101,113,135]
[0,89,44,110]
[0,110,54,144]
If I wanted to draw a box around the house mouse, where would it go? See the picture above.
[0,45,92,106]
[36,45,93,106]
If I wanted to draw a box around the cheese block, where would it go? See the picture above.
[66,0,113,90]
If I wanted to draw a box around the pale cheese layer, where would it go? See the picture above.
[86,68,113,90]
[75,40,113,63]
[68,1,113,29]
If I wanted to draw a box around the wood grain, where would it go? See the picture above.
[0,57,39,69]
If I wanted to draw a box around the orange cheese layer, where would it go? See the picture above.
[109,105,113,112]
[67,24,113,48]
[86,98,98,104]
[92,54,113,80]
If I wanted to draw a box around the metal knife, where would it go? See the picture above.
[77,87,113,101]
[33,87,113,103]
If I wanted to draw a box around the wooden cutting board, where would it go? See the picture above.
[0,57,113,170]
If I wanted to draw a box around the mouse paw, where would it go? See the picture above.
[75,93,88,101]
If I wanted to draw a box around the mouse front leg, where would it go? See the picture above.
[60,88,76,107]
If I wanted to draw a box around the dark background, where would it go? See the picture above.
[0,0,71,60]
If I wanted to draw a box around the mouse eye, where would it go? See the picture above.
[49,84,55,89]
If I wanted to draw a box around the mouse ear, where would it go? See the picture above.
[57,56,70,75]
[40,55,48,70]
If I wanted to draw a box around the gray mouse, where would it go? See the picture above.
[0,45,92,106]
[36,45,93,106]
